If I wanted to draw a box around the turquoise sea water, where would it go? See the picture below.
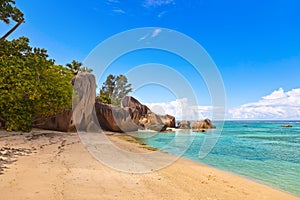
[138,121,300,196]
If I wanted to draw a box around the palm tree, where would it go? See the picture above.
[66,60,93,75]
[0,18,24,41]
[80,66,93,73]
[0,0,25,41]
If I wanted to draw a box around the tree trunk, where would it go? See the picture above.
[0,18,24,41]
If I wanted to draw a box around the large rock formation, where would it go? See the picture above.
[94,101,138,132]
[32,109,75,132]
[177,120,191,129]
[121,96,151,115]
[177,119,216,131]
[121,96,151,125]
[121,96,176,131]
[72,72,99,131]
[33,72,98,132]
[94,98,169,132]
[191,118,216,130]
[159,114,176,128]
[33,73,175,133]
[142,113,167,132]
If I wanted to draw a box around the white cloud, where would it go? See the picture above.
[143,0,175,8]
[158,11,167,18]
[262,88,286,100]
[151,28,162,37]
[138,34,149,41]
[112,9,126,14]
[144,98,222,120]
[229,88,300,119]
[107,0,120,3]
[138,29,162,41]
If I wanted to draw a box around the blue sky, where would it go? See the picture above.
[1,0,300,119]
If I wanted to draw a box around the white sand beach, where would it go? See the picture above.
[0,129,299,200]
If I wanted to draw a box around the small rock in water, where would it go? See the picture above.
[192,129,206,133]
[282,124,292,128]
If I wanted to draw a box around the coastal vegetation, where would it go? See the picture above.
[99,74,132,106]
[0,1,134,132]
[0,36,73,131]
[66,60,93,75]
[0,1,87,132]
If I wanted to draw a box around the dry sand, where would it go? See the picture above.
[0,129,299,200]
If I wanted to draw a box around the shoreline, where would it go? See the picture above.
[0,129,299,200]
[168,152,299,198]
[129,134,300,199]
[129,132,299,197]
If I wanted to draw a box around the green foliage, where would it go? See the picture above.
[99,74,132,106]
[0,0,24,24]
[66,60,93,75]
[0,37,73,131]
[112,75,132,105]
[99,91,111,104]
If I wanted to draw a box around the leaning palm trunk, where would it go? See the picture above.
[0,18,24,41]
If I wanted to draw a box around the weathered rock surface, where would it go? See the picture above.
[32,109,75,132]
[121,96,150,115]
[177,119,216,131]
[191,118,216,130]
[33,72,98,132]
[72,72,99,132]
[177,120,191,129]
[94,101,138,132]
[159,114,176,128]
[143,113,167,132]
[33,73,175,133]
[121,96,174,131]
